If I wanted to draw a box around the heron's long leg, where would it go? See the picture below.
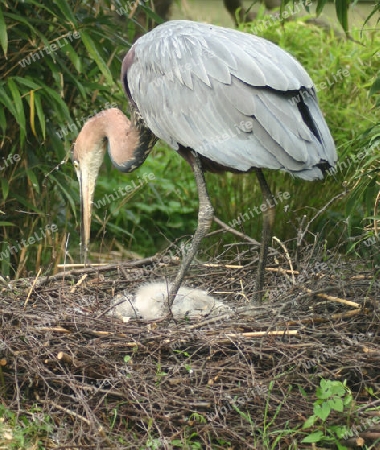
[167,153,214,310]
[254,169,275,302]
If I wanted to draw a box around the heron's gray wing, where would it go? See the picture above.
[126,20,336,179]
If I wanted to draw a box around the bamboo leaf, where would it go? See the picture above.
[52,0,77,26]
[3,12,45,39]
[12,193,44,214]
[26,169,41,194]
[13,77,41,90]
[0,6,8,57]
[80,31,114,86]
[140,4,165,24]
[0,86,17,117]
[316,0,328,16]
[29,90,37,137]
[369,75,380,97]
[63,43,82,73]
[363,1,380,27]
[50,174,77,216]
[0,106,6,133]
[335,0,349,32]
[7,78,26,146]
[33,92,46,138]
[42,85,72,122]
[1,178,9,200]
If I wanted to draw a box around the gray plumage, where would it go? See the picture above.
[72,20,337,308]
[125,20,337,179]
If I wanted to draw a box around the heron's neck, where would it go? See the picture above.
[107,108,158,173]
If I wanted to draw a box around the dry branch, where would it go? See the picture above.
[301,287,361,308]
[1,246,379,449]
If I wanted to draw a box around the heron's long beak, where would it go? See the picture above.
[76,160,99,265]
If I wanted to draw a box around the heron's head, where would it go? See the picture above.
[72,108,137,263]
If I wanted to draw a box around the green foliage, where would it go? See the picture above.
[1,1,379,277]
[0,404,53,449]
[302,379,353,448]
[233,380,297,449]
[284,0,378,33]
[155,363,168,384]
[0,0,156,277]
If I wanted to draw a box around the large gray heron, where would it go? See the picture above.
[73,20,336,305]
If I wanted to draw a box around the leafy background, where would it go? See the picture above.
[0,0,379,279]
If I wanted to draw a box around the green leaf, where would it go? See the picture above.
[80,32,113,86]
[302,415,317,429]
[363,0,380,27]
[369,75,380,97]
[314,402,330,421]
[0,5,8,56]
[0,222,15,227]
[0,86,17,118]
[298,384,308,397]
[316,0,328,16]
[13,77,41,90]
[302,431,324,443]
[329,381,346,397]
[343,394,353,406]
[140,4,165,24]
[26,169,40,194]
[335,0,349,32]
[42,85,72,122]
[328,397,344,412]
[64,43,82,73]
[331,424,351,439]
[29,90,37,137]
[0,106,6,133]
[50,174,76,216]
[52,0,77,26]
[33,92,46,138]
[1,178,9,200]
[12,194,44,214]
[7,78,26,146]
[337,444,349,450]
[3,11,44,38]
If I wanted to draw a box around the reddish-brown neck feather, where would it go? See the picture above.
[73,108,139,169]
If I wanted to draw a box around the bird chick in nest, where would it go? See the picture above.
[109,282,231,321]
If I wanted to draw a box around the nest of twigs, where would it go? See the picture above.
[1,235,380,449]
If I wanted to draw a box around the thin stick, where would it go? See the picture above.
[285,309,362,326]
[69,274,88,293]
[225,330,298,338]
[272,236,296,284]
[36,256,158,286]
[302,287,361,309]
[128,0,141,19]
[187,312,233,330]
[40,400,92,425]
[24,268,42,307]
[57,263,109,268]
[214,216,261,246]
[201,263,244,269]
[298,189,347,245]
[38,326,72,334]
[265,267,300,275]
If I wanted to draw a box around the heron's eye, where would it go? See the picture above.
[73,160,79,168]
